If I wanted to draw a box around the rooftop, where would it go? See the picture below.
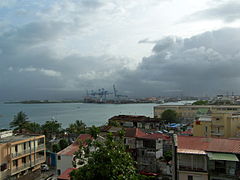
[0,134,43,144]
[140,133,171,140]
[178,136,240,154]
[109,115,158,122]
[58,134,93,156]
[57,168,76,180]
[125,128,146,138]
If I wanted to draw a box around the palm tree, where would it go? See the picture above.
[10,111,29,133]
[67,120,86,135]
[88,125,100,139]
[24,122,42,134]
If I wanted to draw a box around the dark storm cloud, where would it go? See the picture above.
[183,1,240,22]
[117,28,240,97]
[0,20,125,101]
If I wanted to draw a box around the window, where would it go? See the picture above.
[15,145,18,153]
[58,156,61,160]
[57,169,61,175]
[1,164,7,171]
[22,157,26,164]
[24,142,26,150]
[13,160,18,167]
[188,175,193,180]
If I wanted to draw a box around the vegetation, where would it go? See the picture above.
[163,150,172,162]
[59,139,69,150]
[70,133,152,180]
[24,122,42,134]
[10,111,29,133]
[161,109,177,123]
[66,120,86,135]
[192,100,208,105]
[87,125,100,139]
[41,120,62,139]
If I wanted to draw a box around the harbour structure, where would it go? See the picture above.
[0,130,46,179]
[84,84,128,103]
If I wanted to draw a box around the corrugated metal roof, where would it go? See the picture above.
[178,148,206,155]
[207,152,239,161]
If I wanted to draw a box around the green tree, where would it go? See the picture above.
[41,120,62,139]
[161,109,177,123]
[10,111,29,133]
[163,150,172,162]
[192,100,208,105]
[52,144,60,153]
[70,133,148,180]
[87,125,100,139]
[59,139,69,150]
[24,122,42,134]
[66,120,86,135]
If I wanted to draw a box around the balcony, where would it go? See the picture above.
[11,148,31,158]
[36,144,45,151]
[179,165,207,173]
[11,162,31,175]
[211,132,224,136]
[33,156,45,165]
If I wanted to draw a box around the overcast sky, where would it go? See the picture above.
[1,0,240,100]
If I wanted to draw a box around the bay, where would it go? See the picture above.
[0,103,156,128]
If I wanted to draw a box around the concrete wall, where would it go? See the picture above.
[179,171,208,180]
[56,155,73,176]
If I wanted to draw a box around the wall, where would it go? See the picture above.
[179,171,208,180]
[56,155,73,176]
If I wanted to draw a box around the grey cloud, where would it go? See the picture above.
[183,1,240,22]
[117,28,240,97]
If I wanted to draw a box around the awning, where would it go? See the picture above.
[207,152,239,162]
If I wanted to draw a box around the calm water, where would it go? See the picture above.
[0,103,156,128]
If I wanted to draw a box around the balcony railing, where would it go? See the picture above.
[36,144,45,151]
[179,165,207,172]
[34,157,45,165]
[0,170,10,179]
[11,144,45,158]
[11,162,31,174]
[11,148,31,158]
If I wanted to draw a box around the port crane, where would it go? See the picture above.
[85,85,127,103]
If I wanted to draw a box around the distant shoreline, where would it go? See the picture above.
[4,100,157,104]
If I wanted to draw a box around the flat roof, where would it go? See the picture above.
[0,134,43,144]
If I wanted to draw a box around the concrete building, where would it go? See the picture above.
[154,105,240,120]
[193,112,240,138]
[57,134,92,176]
[108,115,161,131]
[0,131,46,180]
[178,136,240,180]
[136,133,171,173]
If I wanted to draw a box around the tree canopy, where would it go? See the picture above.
[66,120,86,135]
[161,109,177,123]
[41,120,62,139]
[70,133,151,180]
[192,100,208,105]
[10,111,29,133]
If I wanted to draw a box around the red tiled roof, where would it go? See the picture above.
[125,128,146,138]
[57,168,76,180]
[180,129,192,135]
[178,136,240,154]
[58,134,93,156]
[140,133,171,140]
